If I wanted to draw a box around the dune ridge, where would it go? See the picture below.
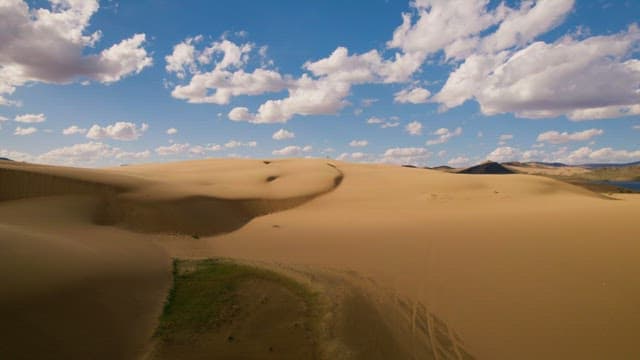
[0,159,344,236]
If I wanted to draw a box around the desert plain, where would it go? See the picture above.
[1,158,639,359]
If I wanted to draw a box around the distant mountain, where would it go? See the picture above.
[580,161,640,169]
[0,157,13,161]
[459,161,514,174]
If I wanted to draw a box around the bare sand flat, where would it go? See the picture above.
[1,158,639,359]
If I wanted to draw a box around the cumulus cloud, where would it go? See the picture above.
[166,37,287,106]
[62,125,87,135]
[426,127,462,145]
[394,87,431,104]
[486,146,520,162]
[367,116,400,128]
[14,126,37,136]
[224,140,257,148]
[86,122,149,141]
[0,0,152,105]
[484,143,640,165]
[405,121,423,135]
[166,128,178,135]
[337,152,371,162]
[448,156,471,167]
[380,147,430,165]
[38,141,149,165]
[537,129,604,144]
[272,129,295,140]
[155,143,191,156]
[272,145,313,156]
[15,113,45,123]
[435,19,640,120]
[349,140,368,147]
[155,142,222,156]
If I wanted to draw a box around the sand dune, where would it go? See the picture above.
[1,158,639,359]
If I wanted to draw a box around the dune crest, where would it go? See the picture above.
[0,159,344,236]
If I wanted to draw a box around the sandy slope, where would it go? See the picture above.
[1,159,639,359]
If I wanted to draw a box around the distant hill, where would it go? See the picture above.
[0,157,13,161]
[580,161,640,169]
[459,161,514,174]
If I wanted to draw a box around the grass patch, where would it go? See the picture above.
[154,258,317,342]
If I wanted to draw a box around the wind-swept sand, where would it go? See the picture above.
[1,158,639,359]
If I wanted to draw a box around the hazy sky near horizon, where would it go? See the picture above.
[1,0,639,167]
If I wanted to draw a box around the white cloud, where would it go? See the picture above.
[349,140,368,147]
[62,125,87,135]
[405,121,423,135]
[166,128,178,135]
[272,129,295,140]
[394,87,430,104]
[367,116,400,128]
[435,24,640,120]
[633,125,640,130]
[86,122,149,141]
[115,150,150,160]
[381,121,400,128]
[0,1,152,105]
[272,145,313,156]
[0,148,33,162]
[15,113,45,123]
[426,127,462,145]
[448,156,471,167]
[0,116,8,122]
[380,147,430,165]
[486,146,520,162]
[167,37,287,106]
[39,142,115,164]
[337,152,371,162]
[499,134,513,141]
[537,129,604,144]
[14,126,37,136]
[155,143,191,156]
[224,140,257,148]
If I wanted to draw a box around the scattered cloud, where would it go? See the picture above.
[349,140,368,147]
[0,1,152,105]
[224,140,257,148]
[405,121,423,135]
[62,125,87,135]
[166,128,178,135]
[155,143,191,155]
[86,122,149,141]
[272,129,295,140]
[337,152,371,162]
[380,147,430,165]
[15,113,45,123]
[272,145,313,156]
[367,116,400,128]
[537,129,604,144]
[14,126,37,136]
[394,87,430,104]
[486,146,520,162]
[426,127,462,145]
[448,156,471,167]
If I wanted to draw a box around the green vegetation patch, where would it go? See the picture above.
[154,258,317,342]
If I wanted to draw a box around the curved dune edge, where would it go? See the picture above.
[0,159,344,236]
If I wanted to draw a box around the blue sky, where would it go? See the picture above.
[1,0,639,167]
